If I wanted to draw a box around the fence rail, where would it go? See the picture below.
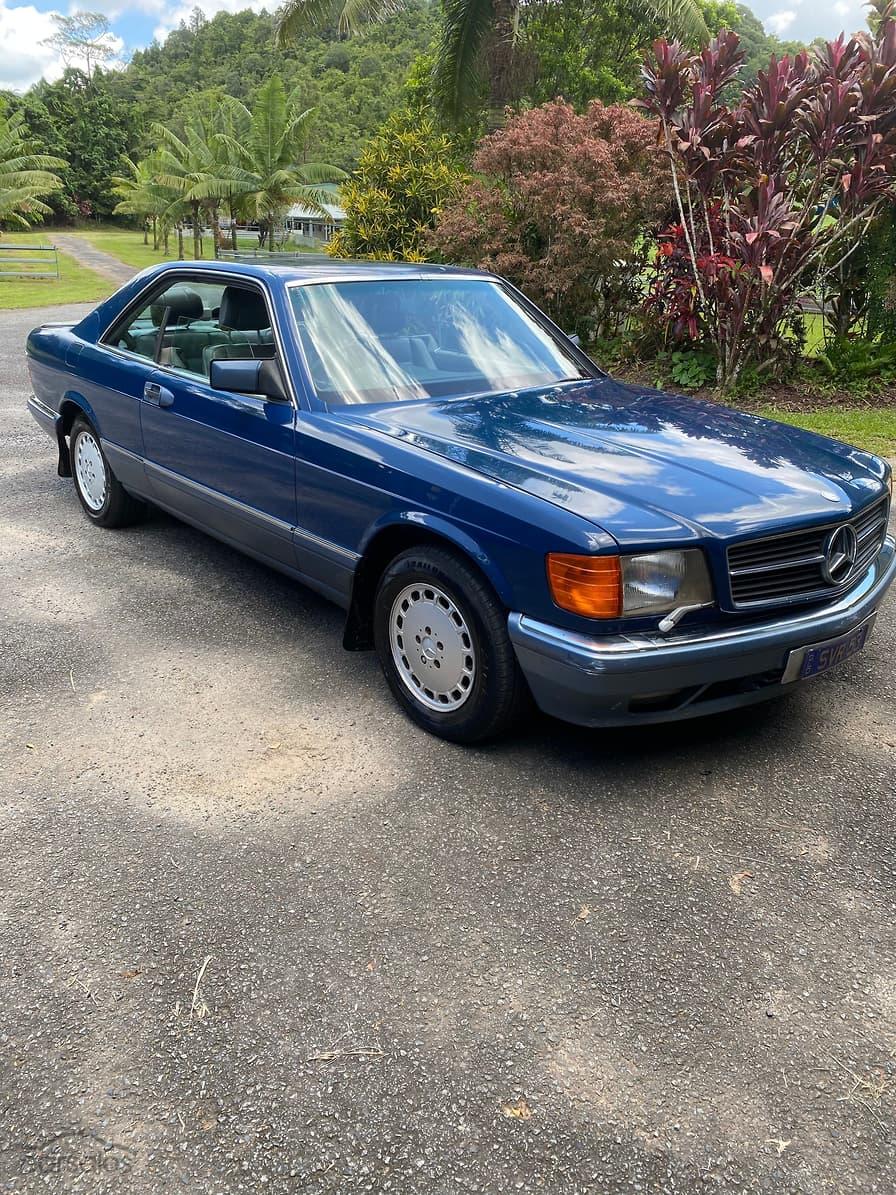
[0,244,59,280]
[217,249,328,264]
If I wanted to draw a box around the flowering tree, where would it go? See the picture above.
[640,0,896,385]
[431,99,670,337]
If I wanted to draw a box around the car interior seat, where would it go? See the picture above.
[202,286,276,376]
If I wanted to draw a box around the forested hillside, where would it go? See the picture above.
[1,0,800,226]
[3,3,439,221]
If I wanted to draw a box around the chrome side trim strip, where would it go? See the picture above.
[28,394,58,421]
[294,526,360,563]
[128,449,360,561]
[101,439,143,465]
[144,458,295,538]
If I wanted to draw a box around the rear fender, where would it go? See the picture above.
[56,391,100,477]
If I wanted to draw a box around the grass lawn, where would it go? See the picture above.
[75,225,326,269]
[0,231,110,310]
[72,226,201,270]
[757,405,896,458]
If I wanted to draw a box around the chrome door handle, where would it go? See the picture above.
[144,381,174,408]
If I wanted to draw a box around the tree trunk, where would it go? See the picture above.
[163,224,170,255]
[192,201,201,259]
[143,220,149,246]
[210,203,220,259]
[152,216,158,251]
[485,0,519,128]
[177,224,184,258]
[230,200,238,251]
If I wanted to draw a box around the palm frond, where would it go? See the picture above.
[431,0,494,125]
[634,0,709,45]
[275,0,343,45]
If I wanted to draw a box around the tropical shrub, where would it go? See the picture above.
[640,2,896,385]
[430,99,670,337]
[329,111,467,261]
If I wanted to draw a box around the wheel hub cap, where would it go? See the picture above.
[74,431,107,511]
[389,583,476,712]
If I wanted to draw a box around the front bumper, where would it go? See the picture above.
[508,537,896,727]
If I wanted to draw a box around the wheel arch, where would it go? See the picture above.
[55,392,98,478]
[342,515,512,651]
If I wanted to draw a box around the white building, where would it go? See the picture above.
[284,201,346,243]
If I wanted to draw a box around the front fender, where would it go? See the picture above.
[359,509,514,605]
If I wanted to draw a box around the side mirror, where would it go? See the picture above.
[209,357,289,403]
[568,333,581,348]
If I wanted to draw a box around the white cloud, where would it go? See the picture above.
[765,9,797,34]
[833,0,850,13]
[0,3,127,90]
[0,2,66,90]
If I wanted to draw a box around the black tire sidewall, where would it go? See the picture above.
[373,548,524,743]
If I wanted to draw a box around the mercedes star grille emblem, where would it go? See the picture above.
[822,524,859,585]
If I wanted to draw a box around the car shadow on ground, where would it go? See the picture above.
[135,503,807,774]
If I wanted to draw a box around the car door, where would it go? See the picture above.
[75,284,176,499]
[137,275,298,569]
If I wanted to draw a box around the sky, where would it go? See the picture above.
[0,0,875,93]
[750,0,869,42]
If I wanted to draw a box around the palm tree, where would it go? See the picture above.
[111,154,182,250]
[0,110,65,230]
[206,97,253,252]
[150,109,239,259]
[221,76,346,251]
[276,0,709,123]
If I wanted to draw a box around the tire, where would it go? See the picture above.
[373,545,529,743]
[70,416,143,528]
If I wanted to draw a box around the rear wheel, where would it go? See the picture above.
[373,546,528,743]
[70,416,143,528]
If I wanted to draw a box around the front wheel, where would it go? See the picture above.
[373,546,528,743]
[70,416,143,528]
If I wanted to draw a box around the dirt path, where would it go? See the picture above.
[52,232,136,287]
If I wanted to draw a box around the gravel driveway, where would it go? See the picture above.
[2,303,895,1194]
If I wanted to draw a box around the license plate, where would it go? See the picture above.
[782,613,877,684]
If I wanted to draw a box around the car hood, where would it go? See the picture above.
[342,378,888,546]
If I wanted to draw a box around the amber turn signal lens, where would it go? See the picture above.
[546,553,622,618]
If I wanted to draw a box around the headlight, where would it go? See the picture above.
[547,549,713,619]
[621,549,713,615]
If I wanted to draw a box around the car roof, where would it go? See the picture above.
[146,258,491,285]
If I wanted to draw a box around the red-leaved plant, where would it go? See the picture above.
[639,0,896,385]
[430,99,670,339]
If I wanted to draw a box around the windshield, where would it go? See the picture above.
[289,277,592,405]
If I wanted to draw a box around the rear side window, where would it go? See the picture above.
[105,279,275,381]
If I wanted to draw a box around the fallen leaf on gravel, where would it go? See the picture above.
[766,1137,791,1155]
[501,1098,533,1120]
[576,904,590,922]
[729,869,753,895]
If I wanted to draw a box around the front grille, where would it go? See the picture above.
[727,494,889,608]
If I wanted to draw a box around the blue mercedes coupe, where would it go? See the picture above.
[26,260,895,741]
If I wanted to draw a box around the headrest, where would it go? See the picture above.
[151,287,203,327]
[219,286,270,332]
